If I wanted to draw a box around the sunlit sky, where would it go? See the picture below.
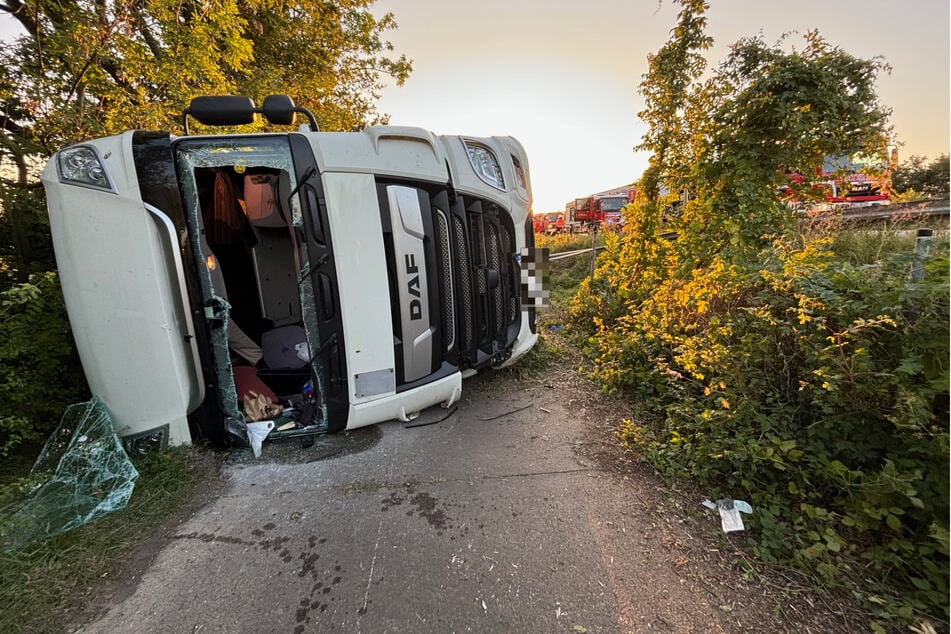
[372,0,950,211]
[1,1,948,211]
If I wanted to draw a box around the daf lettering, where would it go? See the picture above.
[405,253,422,320]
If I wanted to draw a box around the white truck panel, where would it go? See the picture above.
[321,172,397,405]
[309,127,448,183]
[41,134,196,445]
[346,371,462,430]
[440,135,532,224]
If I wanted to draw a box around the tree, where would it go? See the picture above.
[892,154,950,197]
[672,29,892,267]
[0,0,412,280]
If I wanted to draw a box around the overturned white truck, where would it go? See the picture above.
[42,95,543,452]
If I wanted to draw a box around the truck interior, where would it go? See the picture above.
[175,137,321,436]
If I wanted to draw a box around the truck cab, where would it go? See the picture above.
[42,95,542,451]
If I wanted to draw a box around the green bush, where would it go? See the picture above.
[588,234,949,625]
[571,4,945,626]
[0,272,88,456]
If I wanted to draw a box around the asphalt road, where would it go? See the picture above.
[77,369,837,633]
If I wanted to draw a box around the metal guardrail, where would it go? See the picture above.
[546,198,950,263]
[800,198,950,223]
[549,247,604,261]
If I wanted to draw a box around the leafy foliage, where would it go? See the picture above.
[572,1,948,627]
[534,230,603,254]
[0,272,88,456]
[0,184,53,287]
[891,154,950,197]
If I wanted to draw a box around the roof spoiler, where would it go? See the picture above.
[182,94,319,135]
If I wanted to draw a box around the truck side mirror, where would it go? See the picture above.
[262,94,319,131]
[182,95,319,134]
[184,96,256,132]
[261,95,296,126]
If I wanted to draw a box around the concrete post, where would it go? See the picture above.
[910,228,933,282]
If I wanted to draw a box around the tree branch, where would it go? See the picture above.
[0,0,38,37]
[132,1,163,60]
[1,115,26,135]
[0,176,43,189]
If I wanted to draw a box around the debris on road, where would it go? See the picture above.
[702,498,753,532]
[478,403,533,421]
[0,398,138,552]
[246,420,275,458]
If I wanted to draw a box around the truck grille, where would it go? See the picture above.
[378,180,521,382]
[451,194,520,368]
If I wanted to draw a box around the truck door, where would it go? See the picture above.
[173,134,350,435]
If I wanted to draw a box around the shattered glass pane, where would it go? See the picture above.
[213,298,240,419]
[0,398,139,552]
[299,266,329,426]
[175,137,302,426]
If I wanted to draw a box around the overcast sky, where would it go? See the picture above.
[2,1,948,211]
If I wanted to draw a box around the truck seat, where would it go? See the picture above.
[244,173,301,327]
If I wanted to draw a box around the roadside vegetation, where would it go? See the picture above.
[534,229,606,254]
[568,2,949,631]
[0,447,209,633]
[891,155,951,201]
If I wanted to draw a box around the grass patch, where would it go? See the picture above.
[0,446,209,633]
[548,253,591,308]
[535,231,605,254]
[803,216,949,266]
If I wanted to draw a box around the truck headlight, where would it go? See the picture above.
[463,141,505,190]
[56,146,115,192]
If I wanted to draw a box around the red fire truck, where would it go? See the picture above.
[533,211,565,234]
[783,153,895,208]
[567,186,636,230]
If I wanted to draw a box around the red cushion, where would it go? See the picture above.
[233,365,279,404]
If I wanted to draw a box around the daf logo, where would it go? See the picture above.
[405,253,422,320]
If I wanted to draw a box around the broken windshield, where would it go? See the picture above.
[174,135,332,436]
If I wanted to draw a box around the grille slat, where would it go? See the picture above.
[501,225,518,324]
[435,209,454,351]
[488,224,503,332]
[453,215,473,352]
